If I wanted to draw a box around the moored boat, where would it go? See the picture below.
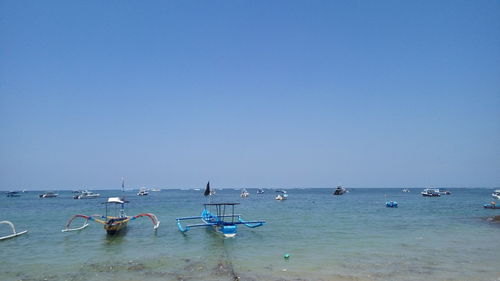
[62,197,160,235]
[5,191,21,197]
[275,190,288,200]
[176,182,265,238]
[492,190,500,200]
[137,188,149,196]
[39,192,58,198]
[240,188,249,198]
[0,221,28,241]
[484,202,499,209]
[73,190,100,199]
[386,201,398,208]
[256,188,264,194]
[439,189,452,195]
[333,186,347,195]
[421,188,440,197]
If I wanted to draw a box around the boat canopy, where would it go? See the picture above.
[107,197,125,204]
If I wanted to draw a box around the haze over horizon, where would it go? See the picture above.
[1,1,499,190]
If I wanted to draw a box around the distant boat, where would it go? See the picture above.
[39,192,58,198]
[275,190,288,200]
[5,191,21,197]
[256,188,264,194]
[150,188,161,192]
[492,190,500,200]
[240,189,249,198]
[483,202,498,209]
[137,188,149,196]
[333,186,347,195]
[386,201,398,208]
[439,189,452,195]
[421,188,440,197]
[73,190,100,199]
[402,188,410,193]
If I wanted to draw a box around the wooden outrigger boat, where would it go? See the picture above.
[176,182,265,237]
[62,197,160,235]
[0,221,28,241]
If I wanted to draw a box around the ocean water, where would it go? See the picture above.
[1,188,499,281]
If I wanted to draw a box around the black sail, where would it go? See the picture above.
[204,182,211,197]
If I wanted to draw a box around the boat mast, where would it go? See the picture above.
[120,177,126,217]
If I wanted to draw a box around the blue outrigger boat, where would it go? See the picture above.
[386,201,398,208]
[176,182,266,237]
[483,202,498,209]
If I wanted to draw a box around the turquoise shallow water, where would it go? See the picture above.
[1,188,499,281]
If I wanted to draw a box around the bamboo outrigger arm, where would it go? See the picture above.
[0,221,28,241]
[130,213,161,230]
[62,213,160,232]
[61,214,91,232]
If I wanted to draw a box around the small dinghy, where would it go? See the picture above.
[5,191,21,197]
[240,188,249,198]
[0,221,28,241]
[386,201,398,208]
[484,202,499,209]
[275,190,288,200]
[333,186,347,195]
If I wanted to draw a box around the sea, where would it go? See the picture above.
[1,188,499,281]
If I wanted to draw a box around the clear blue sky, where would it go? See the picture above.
[1,0,499,190]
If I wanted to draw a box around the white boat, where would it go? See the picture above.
[240,189,249,198]
[402,188,410,193]
[39,192,58,198]
[421,188,440,197]
[73,190,100,199]
[5,191,21,197]
[257,188,264,194]
[439,189,451,195]
[150,188,161,192]
[492,190,500,200]
[275,190,288,200]
[333,186,347,195]
[137,188,149,196]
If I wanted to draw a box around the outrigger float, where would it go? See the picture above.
[0,221,28,241]
[62,197,160,235]
[176,182,266,237]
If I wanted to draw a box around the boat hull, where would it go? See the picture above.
[484,204,499,209]
[104,222,127,235]
[421,193,440,197]
[214,225,237,238]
